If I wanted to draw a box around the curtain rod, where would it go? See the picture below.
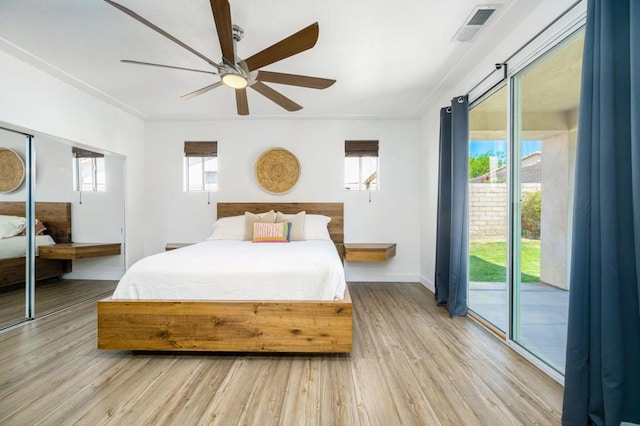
[467,0,583,96]
[467,63,507,96]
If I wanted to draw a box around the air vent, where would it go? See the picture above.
[468,8,495,25]
[452,5,499,42]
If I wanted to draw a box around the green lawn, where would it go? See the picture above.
[469,240,540,282]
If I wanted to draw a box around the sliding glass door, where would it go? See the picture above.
[468,85,509,334]
[511,32,583,372]
[468,29,584,374]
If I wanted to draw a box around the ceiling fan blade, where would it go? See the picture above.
[236,88,249,115]
[257,70,335,89]
[180,82,223,100]
[210,0,235,65]
[250,82,302,111]
[244,22,319,72]
[103,0,220,69]
[121,60,217,75]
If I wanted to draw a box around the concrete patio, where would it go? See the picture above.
[469,281,569,371]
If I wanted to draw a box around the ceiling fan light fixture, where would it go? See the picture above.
[221,72,248,89]
[106,0,333,115]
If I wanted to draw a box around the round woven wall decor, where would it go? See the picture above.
[0,148,25,193]
[255,148,300,194]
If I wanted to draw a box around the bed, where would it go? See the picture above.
[0,202,72,291]
[97,202,352,353]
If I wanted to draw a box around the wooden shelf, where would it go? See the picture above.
[165,243,194,251]
[39,243,121,260]
[344,243,396,262]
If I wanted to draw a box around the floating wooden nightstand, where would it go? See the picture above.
[165,243,194,251]
[38,243,121,260]
[344,243,396,262]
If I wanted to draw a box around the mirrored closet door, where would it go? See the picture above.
[0,127,125,329]
[33,136,125,318]
[0,128,30,329]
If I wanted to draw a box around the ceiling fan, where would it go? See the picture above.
[104,0,336,115]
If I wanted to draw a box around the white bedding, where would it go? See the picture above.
[112,240,347,301]
[0,235,56,260]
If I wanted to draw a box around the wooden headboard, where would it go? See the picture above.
[217,202,344,244]
[0,202,72,243]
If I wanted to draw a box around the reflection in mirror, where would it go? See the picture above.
[0,127,28,329]
[33,136,125,317]
[0,128,125,324]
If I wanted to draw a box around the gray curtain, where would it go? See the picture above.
[562,1,640,425]
[435,107,452,308]
[435,95,469,317]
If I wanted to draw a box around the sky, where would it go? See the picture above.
[470,140,541,158]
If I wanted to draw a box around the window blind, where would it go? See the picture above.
[345,140,379,157]
[184,141,217,157]
[72,147,104,158]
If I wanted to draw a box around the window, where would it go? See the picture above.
[184,141,218,192]
[73,147,105,191]
[344,140,379,191]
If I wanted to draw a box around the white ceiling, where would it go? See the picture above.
[0,0,544,120]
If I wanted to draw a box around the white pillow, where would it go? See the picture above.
[276,211,305,241]
[304,214,332,240]
[0,215,27,239]
[207,215,245,240]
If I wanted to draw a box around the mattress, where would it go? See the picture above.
[0,235,56,260]
[112,239,346,301]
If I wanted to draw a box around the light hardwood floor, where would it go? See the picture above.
[0,283,563,425]
[0,279,117,327]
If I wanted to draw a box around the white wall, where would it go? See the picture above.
[0,49,146,271]
[419,111,441,292]
[145,119,421,282]
[418,0,583,290]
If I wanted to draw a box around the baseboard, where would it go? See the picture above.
[63,271,122,281]
[345,273,419,283]
[419,275,435,293]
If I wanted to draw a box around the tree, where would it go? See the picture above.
[469,151,505,179]
[469,153,490,178]
[521,190,541,236]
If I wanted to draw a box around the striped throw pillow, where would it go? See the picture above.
[252,222,292,243]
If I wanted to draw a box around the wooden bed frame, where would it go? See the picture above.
[0,202,72,291]
[97,202,352,353]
